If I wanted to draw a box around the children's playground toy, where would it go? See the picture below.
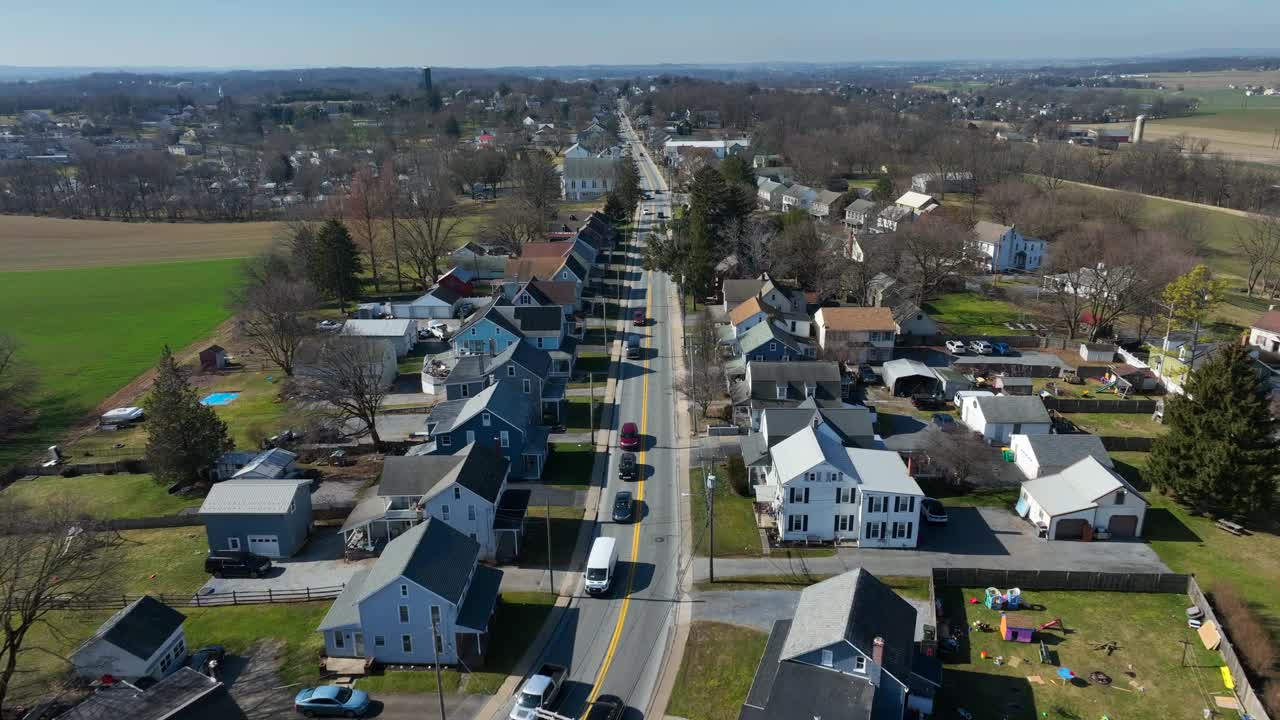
[1039,618,1065,633]
[984,587,1023,610]
[1098,374,1120,393]
[1001,613,1036,643]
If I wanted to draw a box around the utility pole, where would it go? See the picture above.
[706,464,716,583]
[546,500,555,595]
[589,372,595,446]
[430,613,447,720]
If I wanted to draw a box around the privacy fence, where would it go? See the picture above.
[58,585,347,611]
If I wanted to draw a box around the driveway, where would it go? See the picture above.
[198,529,373,595]
[693,506,1170,580]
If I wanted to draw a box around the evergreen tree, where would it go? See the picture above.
[144,347,233,485]
[602,193,629,224]
[307,219,364,310]
[719,154,755,188]
[614,155,643,216]
[1147,343,1280,518]
[444,115,461,140]
[873,176,895,202]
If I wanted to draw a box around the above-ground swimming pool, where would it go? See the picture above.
[200,391,241,406]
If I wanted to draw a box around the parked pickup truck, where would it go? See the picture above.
[510,663,567,720]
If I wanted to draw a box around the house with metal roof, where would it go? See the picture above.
[319,518,504,666]
[71,596,189,683]
[341,443,517,560]
[216,447,299,481]
[958,395,1052,444]
[757,423,924,546]
[340,318,417,357]
[740,569,940,720]
[416,382,549,479]
[198,479,313,558]
[1017,457,1147,540]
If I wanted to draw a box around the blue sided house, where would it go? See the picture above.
[416,382,549,479]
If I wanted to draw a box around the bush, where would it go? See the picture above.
[726,456,749,497]
[59,466,80,478]
[1214,583,1278,682]
[121,459,144,474]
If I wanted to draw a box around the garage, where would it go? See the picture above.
[1054,519,1088,540]
[882,359,940,398]
[248,535,281,558]
[1108,515,1139,538]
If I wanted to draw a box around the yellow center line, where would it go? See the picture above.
[584,165,659,709]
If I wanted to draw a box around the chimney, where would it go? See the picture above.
[872,636,885,667]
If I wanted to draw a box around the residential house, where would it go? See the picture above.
[59,667,221,720]
[1017,457,1148,539]
[732,321,817,371]
[911,172,973,195]
[734,361,844,423]
[505,278,580,318]
[71,596,188,683]
[958,395,1052,444]
[561,157,617,200]
[810,189,844,220]
[1010,433,1113,479]
[341,319,417,357]
[740,569,939,720]
[893,191,939,216]
[754,165,794,183]
[419,383,548,479]
[876,205,915,232]
[843,198,877,229]
[662,138,750,162]
[781,184,818,212]
[814,307,899,364]
[562,142,590,159]
[452,299,575,376]
[729,296,776,338]
[972,221,1045,273]
[722,277,767,310]
[757,177,788,210]
[319,519,503,666]
[199,479,313,558]
[753,154,784,168]
[295,337,399,390]
[891,300,937,337]
[439,339,562,421]
[741,399,876,484]
[386,284,464,320]
[342,444,514,560]
[449,246,508,281]
[1248,310,1280,353]
[759,423,924,545]
[218,447,298,481]
[505,252,590,295]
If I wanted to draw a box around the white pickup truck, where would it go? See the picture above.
[509,663,567,720]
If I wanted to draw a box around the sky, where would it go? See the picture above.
[2,0,1279,69]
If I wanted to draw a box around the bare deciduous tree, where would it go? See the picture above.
[291,338,392,447]
[232,254,320,376]
[398,155,465,288]
[1233,212,1280,297]
[0,499,125,710]
[0,334,38,441]
[896,215,974,306]
[483,201,543,257]
[675,309,724,426]
[344,167,384,292]
[925,428,1002,485]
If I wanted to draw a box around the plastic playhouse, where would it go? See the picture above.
[1001,613,1036,642]
[984,587,1023,610]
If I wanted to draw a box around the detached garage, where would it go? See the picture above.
[1016,456,1147,540]
[882,359,940,397]
[199,479,313,558]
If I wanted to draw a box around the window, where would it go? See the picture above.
[468,505,476,521]
[537,336,544,348]
[374,635,385,647]
[776,386,787,400]
[787,514,809,532]
[482,412,492,427]
[400,584,409,597]
[507,365,516,377]
[460,384,469,398]
[868,495,881,513]
[805,384,815,398]
[453,487,461,500]
[500,431,510,448]
[227,537,241,551]
[466,430,475,444]
[807,472,816,483]
[435,633,444,654]
[431,605,442,627]
[866,522,882,540]
[172,639,185,659]
[523,378,532,394]
[1115,489,1126,505]
[769,342,777,352]
[442,505,450,521]
[855,655,867,672]
[402,635,414,653]
[398,605,410,624]
[470,327,477,336]
[821,649,834,667]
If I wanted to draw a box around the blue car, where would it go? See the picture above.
[294,686,371,717]
[991,342,1011,356]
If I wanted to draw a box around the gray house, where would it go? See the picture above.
[198,479,313,558]
[319,519,503,666]
[733,361,845,424]
[740,569,940,720]
[741,400,877,484]
[71,596,188,683]
[215,447,298,481]
[418,383,549,479]
[442,339,563,422]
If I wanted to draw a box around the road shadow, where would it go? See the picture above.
[918,507,1010,556]
[623,560,656,595]
[618,361,654,381]
[1141,507,1201,542]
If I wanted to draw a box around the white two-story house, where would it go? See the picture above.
[760,423,924,546]
[972,221,1046,273]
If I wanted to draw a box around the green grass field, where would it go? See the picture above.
[924,292,1037,335]
[668,621,770,720]
[1,473,202,519]
[0,259,245,468]
[688,467,833,558]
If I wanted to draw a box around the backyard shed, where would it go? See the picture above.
[198,345,227,371]
[199,479,313,558]
[931,367,972,400]
[883,358,940,397]
[1079,342,1117,363]
[70,596,188,683]
[993,376,1034,396]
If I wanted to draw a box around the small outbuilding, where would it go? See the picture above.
[1079,342,1117,363]
[1017,456,1148,540]
[959,395,1052,444]
[882,358,940,397]
[931,367,972,399]
[340,318,417,357]
[993,376,1034,396]
[71,596,188,683]
[198,344,227,371]
[199,478,313,558]
[1009,433,1112,479]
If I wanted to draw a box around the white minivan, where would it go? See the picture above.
[584,536,617,595]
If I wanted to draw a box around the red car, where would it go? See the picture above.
[632,310,645,327]
[620,422,640,450]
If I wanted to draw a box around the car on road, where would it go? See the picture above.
[968,340,994,355]
[511,663,567,720]
[921,498,949,524]
[931,413,958,432]
[293,685,371,718]
[585,695,625,720]
[911,394,946,411]
[620,422,641,450]
[632,310,646,326]
[945,340,967,354]
[857,364,880,385]
[657,210,665,219]
[626,335,642,359]
[204,550,272,579]
[619,452,638,480]
[613,491,635,523]
[187,644,226,678]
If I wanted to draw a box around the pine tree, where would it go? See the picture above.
[602,193,629,224]
[307,219,364,310]
[1147,343,1280,519]
[444,115,461,139]
[873,176,895,202]
[144,347,233,485]
[614,155,643,216]
[719,153,755,188]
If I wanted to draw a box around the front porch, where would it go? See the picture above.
[341,497,422,553]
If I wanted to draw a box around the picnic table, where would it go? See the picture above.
[1215,519,1246,536]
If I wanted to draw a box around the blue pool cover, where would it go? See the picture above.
[200,392,241,406]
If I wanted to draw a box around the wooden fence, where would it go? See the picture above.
[1041,397,1158,413]
[931,567,1189,594]
[58,585,347,611]
[1099,436,1157,452]
[1189,578,1273,720]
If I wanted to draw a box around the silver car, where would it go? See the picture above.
[945,340,966,354]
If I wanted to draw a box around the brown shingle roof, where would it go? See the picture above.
[1254,310,1280,334]
[529,280,578,306]
[729,296,771,326]
[505,257,564,282]
[817,306,898,332]
[519,240,575,259]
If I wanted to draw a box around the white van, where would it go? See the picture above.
[584,536,618,595]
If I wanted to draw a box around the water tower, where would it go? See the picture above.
[1133,114,1148,144]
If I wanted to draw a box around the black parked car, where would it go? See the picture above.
[613,491,634,523]
[858,364,880,385]
[585,695,625,720]
[619,452,639,481]
[204,551,272,579]
[911,394,946,411]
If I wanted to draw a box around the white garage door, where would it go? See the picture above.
[247,535,280,558]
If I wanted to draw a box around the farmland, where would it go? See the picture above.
[1134,72,1280,164]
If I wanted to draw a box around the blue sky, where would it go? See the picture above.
[2,0,1278,68]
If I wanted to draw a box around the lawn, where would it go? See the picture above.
[464,592,558,694]
[689,466,763,557]
[543,442,597,488]
[184,601,331,686]
[924,292,1039,336]
[917,477,1022,508]
[937,587,1226,720]
[520,506,586,570]
[1060,411,1168,438]
[563,396,603,433]
[668,621,770,720]
[0,473,202,519]
[0,258,247,469]
[114,526,212,598]
[574,351,612,376]
[356,668,463,694]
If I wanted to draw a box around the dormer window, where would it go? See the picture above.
[821,649,834,667]
[805,384,815,398]
[1115,489,1126,505]
[776,386,787,400]
[482,412,492,427]
[855,655,867,672]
